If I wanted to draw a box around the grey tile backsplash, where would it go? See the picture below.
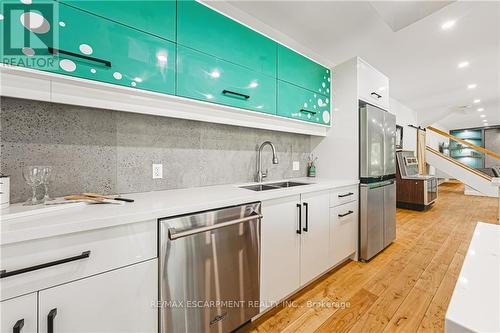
[1,97,312,203]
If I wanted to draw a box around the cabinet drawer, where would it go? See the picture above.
[177,46,276,115]
[59,0,176,41]
[4,3,175,95]
[330,201,358,266]
[278,44,330,97]
[330,185,358,207]
[0,220,156,301]
[277,80,330,125]
[358,58,389,110]
[177,0,276,77]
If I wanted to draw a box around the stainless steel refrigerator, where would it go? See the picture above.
[359,102,397,261]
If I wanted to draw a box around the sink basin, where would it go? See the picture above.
[240,184,281,191]
[267,181,312,188]
[240,181,313,191]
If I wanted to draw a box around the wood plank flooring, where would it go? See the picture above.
[238,182,499,333]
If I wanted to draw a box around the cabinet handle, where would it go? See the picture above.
[338,210,354,218]
[222,90,250,100]
[370,92,382,99]
[48,47,112,67]
[47,308,57,333]
[13,319,24,333]
[300,109,317,115]
[303,202,309,232]
[338,192,354,198]
[0,251,91,279]
[296,204,302,234]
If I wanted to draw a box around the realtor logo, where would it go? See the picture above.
[1,1,57,69]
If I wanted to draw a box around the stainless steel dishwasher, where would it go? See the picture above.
[159,202,261,333]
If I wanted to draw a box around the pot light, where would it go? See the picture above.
[133,77,142,83]
[484,123,489,126]
[480,114,486,118]
[458,61,469,68]
[249,81,258,88]
[482,119,487,122]
[467,84,477,89]
[473,99,481,104]
[477,108,484,112]
[441,20,456,30]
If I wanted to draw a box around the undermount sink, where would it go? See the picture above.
[240,181,312,192]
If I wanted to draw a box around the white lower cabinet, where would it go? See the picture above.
[38,259,157,333]
[299,191,331,285]
[260,195,301,311]
[260,190,330,311]
[330,201,358,266]
[0,293,37,333]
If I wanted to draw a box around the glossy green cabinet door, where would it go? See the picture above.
[177,46,276,115]
[277,81,330,125]
[3,3,175,94]
[58,0,176,41]
[177,0,276,77]
[278,44,331,97]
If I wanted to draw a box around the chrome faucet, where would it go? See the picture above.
[256,141,279,182]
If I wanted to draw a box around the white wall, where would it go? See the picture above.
[388,97,418,152]
[426,122,451,178]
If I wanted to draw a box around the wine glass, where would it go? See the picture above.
[22,166,43,205]
[40,166,54,202]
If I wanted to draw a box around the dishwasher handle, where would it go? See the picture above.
[168,213,263,240]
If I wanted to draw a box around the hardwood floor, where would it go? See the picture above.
[239,182,499,333]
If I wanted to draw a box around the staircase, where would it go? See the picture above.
[426,126,500,198]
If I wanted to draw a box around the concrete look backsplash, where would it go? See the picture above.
[1,97,312,203]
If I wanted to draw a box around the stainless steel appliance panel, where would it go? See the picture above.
[383,181,396,247]
[360,183,385,260]
[159,203,261,333]
[360,104,385,178]
[383,112,397,176]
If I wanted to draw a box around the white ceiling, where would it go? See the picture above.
[209,0,500,130]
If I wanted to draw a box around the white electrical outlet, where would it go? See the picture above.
[293,161,300,171]
[152,164,163,179]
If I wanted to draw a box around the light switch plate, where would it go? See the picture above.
[293,161,300,171]
[152,164,163,179]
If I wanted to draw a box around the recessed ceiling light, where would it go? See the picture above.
[458,61,469,68]
[484,123,489,126]
[467,84,477,89]
[473,99,481,104]
[480,114,486,118]
[441,20,456,30]
[477,108,484,112]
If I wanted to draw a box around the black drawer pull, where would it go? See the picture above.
[48,47,111,67]
[296,203,302,234]
[300,108,317,115]
[47,308,57,333]
[370,92,382,99]
[338,210,354,218]
[338,192,354,198]
[0,251,91,279]
[13,319,24,333]
[222,90,250,100]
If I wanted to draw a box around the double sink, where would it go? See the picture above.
[240,181,312,192]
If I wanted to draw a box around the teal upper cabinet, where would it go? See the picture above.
[278,44,330,97]
[177,46,276,115]
[58,0,176,41]
[277,81,330,125]
[177,0,277,77]
[4,3,176,94]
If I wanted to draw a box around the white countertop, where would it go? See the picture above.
[445,222,500,333]
[0,178,358,246]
